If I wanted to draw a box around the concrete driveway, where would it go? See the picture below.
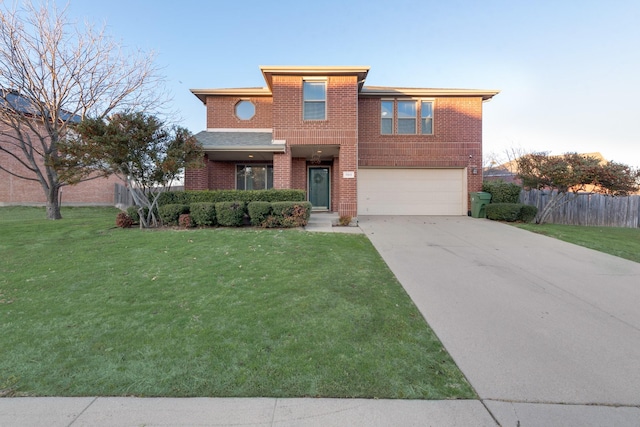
[359,216,640,422]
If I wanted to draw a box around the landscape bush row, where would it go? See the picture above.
[122,201,313,229]
[157,189,306,206]
[481,181,538,222]
[118,189,312,229]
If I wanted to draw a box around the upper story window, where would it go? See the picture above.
[303,80,326,120]
[421,101,433,134]
[235,100,255,120]
[381,100,393,134]
[381,99,434,135]
[397,101,416,134]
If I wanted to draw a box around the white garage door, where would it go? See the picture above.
[358,168,467,215]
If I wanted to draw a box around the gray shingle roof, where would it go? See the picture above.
[194,131,275,149]
[1,89,81,123]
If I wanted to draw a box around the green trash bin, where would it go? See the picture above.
[470,192,492,218]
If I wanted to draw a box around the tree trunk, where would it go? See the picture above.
[46,185,62,220]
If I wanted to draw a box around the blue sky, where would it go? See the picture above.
[58,0,639,167]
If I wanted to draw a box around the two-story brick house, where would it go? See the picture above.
[186,66,498,218]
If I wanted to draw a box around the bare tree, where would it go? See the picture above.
[0,1,166,219]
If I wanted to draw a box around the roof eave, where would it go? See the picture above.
[190,87,272,104]
[360,87,500,101]
[260,65,370,91]
[201,146,286,153]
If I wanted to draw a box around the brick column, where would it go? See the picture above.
[185,155,209,190]
[273,149,292,189]
[338,144,358,218]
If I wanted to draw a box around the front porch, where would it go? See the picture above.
[186,130,354,215]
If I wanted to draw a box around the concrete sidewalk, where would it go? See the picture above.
[3,396,639,426]
[0,397,498,427]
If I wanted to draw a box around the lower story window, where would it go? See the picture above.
[236,165,274,190]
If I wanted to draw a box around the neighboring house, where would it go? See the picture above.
[0,89,122,207]
[187,66,499,217]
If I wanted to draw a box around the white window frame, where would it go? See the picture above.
[380,98,435,135]
[381,99,394,134]
[302,78,327,121]
[421,99,434,135]
[397,99,417,135]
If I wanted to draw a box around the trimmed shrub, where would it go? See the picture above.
[158,189,306,206]
[116,212,133,228]
[482,181,522,203]
[519,204,538,223]
[262,215,282,228]
[247,201,272,226]
[157,191,190,205]
[126,206,141,223]
[126,205,156,224]
[190,202,217,227]
[158,204,190,226]
[486,203,521,222]
[269,201,312,228]
[486,203,538,222]
[215,201,246,227]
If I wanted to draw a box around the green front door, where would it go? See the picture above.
[309,167,330,210]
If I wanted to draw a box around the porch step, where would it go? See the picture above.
[305,212,338,232]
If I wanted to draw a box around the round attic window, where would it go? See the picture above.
[235,100,255,120]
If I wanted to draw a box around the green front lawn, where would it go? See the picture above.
[516,223,640,263]
[0,207,474,399]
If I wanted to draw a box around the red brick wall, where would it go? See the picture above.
[271,75,359,217]
[358,96,485,206]
[58,175,123,205]
[209,161,236,189]
[273,150,292,189]
[271,75,358,143]
[184,155,209,190]
[0,168,121,206]
[291,158,307,190]
[206,96,272,128]
[331,158,340,212]
[0,125,122,206]
[358,97,482,144]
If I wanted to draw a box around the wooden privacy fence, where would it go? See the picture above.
[114,183,133,209]
[114,183,184,209]
[520,189,640,228]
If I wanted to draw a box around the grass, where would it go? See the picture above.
[0,206,475,399]
[516,223,640,263]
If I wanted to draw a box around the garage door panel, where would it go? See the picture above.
[358,168,466,215]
